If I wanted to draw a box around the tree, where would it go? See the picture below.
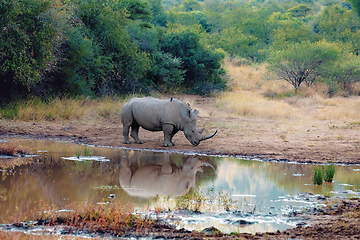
[75,0,151,95]
[148,0,167,26]
[119,0,151,21]
[146,52,186,92]
[269,12,315,50]
[161,29,226,94]
[0,0,66,100]
[348,0,360,16]
[316,5,360,55]
[267,41,340,92]
[180,0,201,12]
[216,27,258,59]
[324,54,360,94]
[287,4,312,18]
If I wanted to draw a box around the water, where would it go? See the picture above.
[1,138,360,235]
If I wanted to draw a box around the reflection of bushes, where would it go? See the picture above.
[0,143,29,156]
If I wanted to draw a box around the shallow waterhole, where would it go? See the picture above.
[0,138,360,237]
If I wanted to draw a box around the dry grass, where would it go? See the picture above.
[0,232,87,240]
[224,61,293,96]
[6,199,154,238]
[216,91,297,119]
[17,98,88,121]
[0,97,130,121]
[225,62,266,91]
[316,97,360,121]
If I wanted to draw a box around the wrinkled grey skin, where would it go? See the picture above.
[119,151,214,198]
[121,97,217,147]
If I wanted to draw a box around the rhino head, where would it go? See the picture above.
[181,107,217,146]
[176,157,215,196]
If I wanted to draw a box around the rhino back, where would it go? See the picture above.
[130,97,181,131]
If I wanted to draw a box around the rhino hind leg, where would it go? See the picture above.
[122,123,131,144]
[130,123,143,144]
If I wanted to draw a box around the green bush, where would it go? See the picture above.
[161,30,226,92]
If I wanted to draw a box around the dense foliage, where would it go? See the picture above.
[1,0,360,101]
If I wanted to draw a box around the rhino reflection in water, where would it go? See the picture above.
[119,151,214,198]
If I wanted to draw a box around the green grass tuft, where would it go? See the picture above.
[324,164,336,182]
[313,167,324,185]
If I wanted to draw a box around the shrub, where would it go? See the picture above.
[161,30,226,92]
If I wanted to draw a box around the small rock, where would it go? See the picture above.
[201,226,222,234]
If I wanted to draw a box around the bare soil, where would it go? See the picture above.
[1,95,360,239]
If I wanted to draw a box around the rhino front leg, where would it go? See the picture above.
[163,124,176,147]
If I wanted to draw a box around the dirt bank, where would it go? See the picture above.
[1,96,359,164]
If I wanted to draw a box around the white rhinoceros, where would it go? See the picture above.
[120,97,217,147]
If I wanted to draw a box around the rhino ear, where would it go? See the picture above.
[187,109,191,118]
[194,109,199,115]
[170,97,173,102]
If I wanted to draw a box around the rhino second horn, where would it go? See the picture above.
[200,130,217,141]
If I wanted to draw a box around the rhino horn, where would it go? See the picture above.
[200,130,217,141]
[200,162,215,172]
[198,128,205,134]
[189,160,215,173]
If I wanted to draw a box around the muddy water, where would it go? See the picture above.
[1,139,360,235]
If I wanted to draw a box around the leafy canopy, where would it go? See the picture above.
[267,41,340,92]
